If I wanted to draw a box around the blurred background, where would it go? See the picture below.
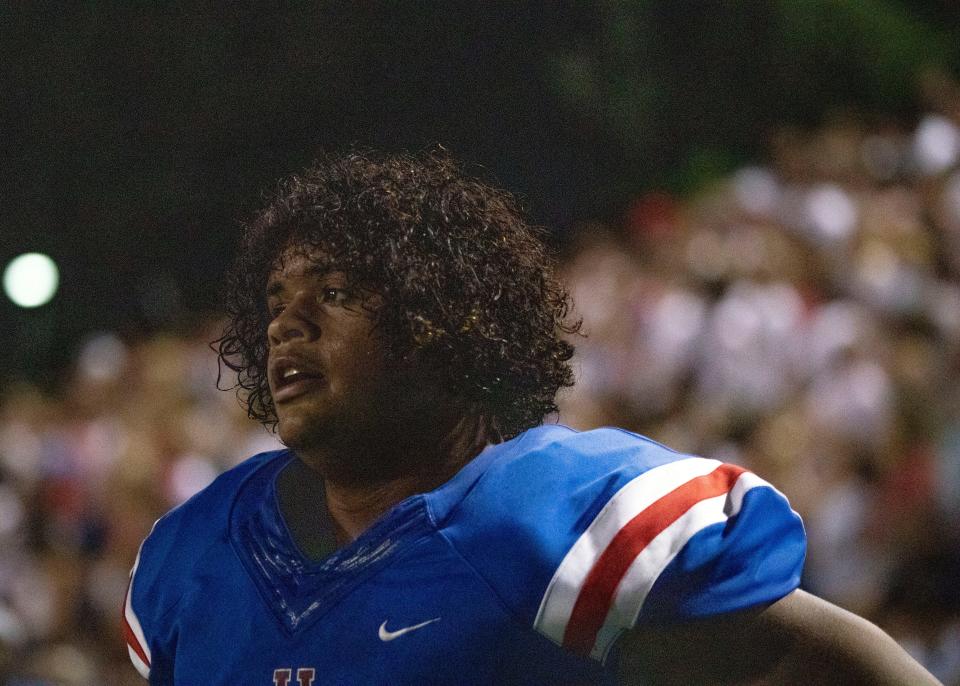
[3,2,960,684]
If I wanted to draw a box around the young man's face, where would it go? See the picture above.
[265,248,395,454]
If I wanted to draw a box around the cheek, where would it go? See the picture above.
[328,336,390,385]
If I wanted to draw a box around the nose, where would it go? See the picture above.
[267,293,319,346]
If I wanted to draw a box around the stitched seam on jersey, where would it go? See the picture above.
[152,588,186,625]
[429,426,671,531]
[136,520,190,625]
[428,428,585,633]
[608,427,683,455]
[425,427,541,528]
[437,526,606,663]
[128,527,187,674]
[433,433,591,528]
[435,528,533,633]
[542,424,682,457]
[138,590,185,677]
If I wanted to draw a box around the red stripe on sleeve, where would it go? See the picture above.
[121,586,151,669]
[561,463,746,656]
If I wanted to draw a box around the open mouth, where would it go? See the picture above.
[272,366,326,402]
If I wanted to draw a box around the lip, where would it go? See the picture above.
[269,352,326,403]
[272,374,327,403]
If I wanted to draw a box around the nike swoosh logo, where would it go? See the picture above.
[378,617,441,641]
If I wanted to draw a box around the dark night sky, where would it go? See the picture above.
[1,2,956,385]
[0,6,602,381]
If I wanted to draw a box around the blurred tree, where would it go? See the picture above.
[546,0,951,196]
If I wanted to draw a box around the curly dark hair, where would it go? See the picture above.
[216,148,580,440]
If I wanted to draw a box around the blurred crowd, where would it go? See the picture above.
[0,324,283,684]
[4,107,960,683]
[560,105,960,681]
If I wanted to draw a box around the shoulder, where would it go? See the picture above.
[122,449,290,678]
[434,424,700,533]
[432,425,705,618]
[141,449,287,571]
[489,422,686,483]
[434,425,805,663]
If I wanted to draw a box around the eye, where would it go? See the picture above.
[319,287,352,306]
[268,303,286,318]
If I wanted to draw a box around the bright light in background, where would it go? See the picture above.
[913,114,960,175]
[3,252,60,308]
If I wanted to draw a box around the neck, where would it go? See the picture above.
[322,476,428,543]
[295,414,492,545]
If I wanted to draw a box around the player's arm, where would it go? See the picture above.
[616,588,941,685]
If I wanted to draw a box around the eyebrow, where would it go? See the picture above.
[265,265,338,298]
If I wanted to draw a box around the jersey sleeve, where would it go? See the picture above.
[534,456,805,662]
[120,449,287,682]
[123,536,156,680]
[439,426,806,664]
[122,515,182,684]
[122,497,220,683]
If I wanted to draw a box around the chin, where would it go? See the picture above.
[276,413,333,452]
[276,415,311,449]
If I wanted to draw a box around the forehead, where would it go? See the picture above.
[266,245,336,288]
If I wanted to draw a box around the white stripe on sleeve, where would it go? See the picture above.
[532,457,722,645]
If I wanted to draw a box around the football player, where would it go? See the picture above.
[123,149,939,684]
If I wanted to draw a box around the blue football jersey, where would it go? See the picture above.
[123,425,806,684]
